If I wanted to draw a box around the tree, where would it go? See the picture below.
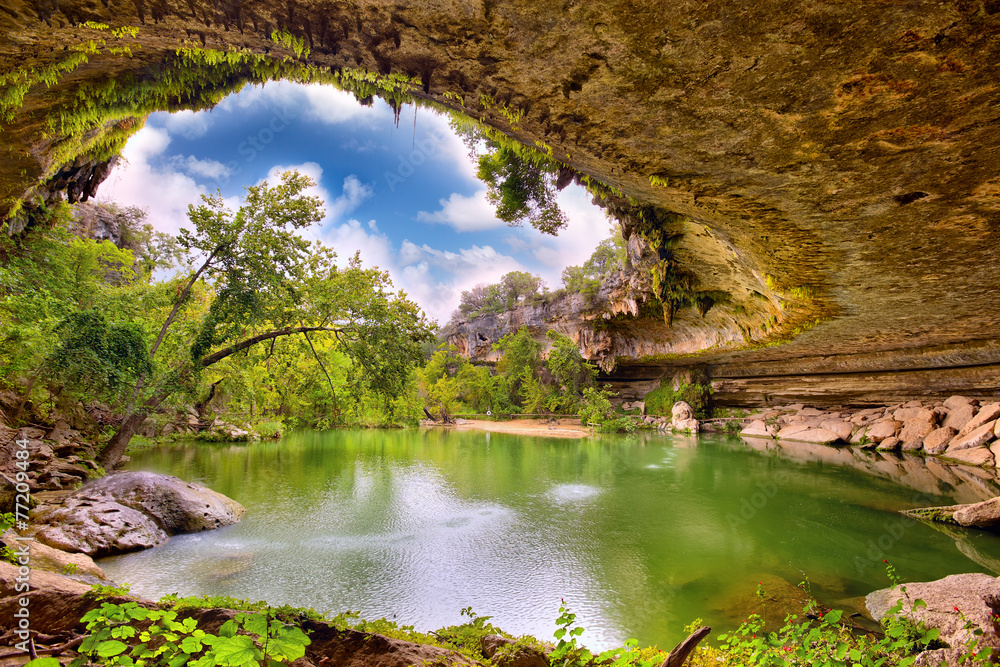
[494,326,542,407]
[499,271,543,309]
[561,235,627,297]
[545,330,596,398]
[97,171,434,467]
[454,271,544,320]
[451,121,568,235]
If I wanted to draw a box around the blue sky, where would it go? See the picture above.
[97,81,612,324]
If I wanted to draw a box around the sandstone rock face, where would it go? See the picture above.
[0,561,97,634]
[30,471,246,556]
[3,0,1000,401]
[866,574,1000,662]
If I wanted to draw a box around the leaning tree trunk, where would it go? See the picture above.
[96,411,149,469]
[96,325,340,469]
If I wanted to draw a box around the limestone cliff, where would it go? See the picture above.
[1,0,999,404]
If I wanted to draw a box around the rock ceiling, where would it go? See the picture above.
[1,0,999,402]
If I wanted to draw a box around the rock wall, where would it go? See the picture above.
[1,0,999,402]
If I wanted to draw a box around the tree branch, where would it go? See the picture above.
[149,246,221,360]
[198,326,340,369]
[300,320,339,401]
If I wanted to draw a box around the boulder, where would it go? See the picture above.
[876,437,900,452]
[854,419,900,444]
[777,422,811,439]
[779,428,844,445]
[30,471,246,556]
[740,420,775,439]
[32,497,168,556]
[944,447,995,468]
[209,420,251,441]
[0,530,111,584]
[797,407,827,417]
[943,395,975,411]
[866,574,1000,662]
[924,427,958,455]
[957,403,1000,438]
[898,413,937,445]
[670,402,699,433]
[947,420,998,452]
[893,407,925,422]
[820,419,853,441]
[943,403,977,433]
[953,498,1000,528]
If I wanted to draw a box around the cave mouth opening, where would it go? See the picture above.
[92,79,613,326]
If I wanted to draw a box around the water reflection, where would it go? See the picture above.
[100,429,1000,650]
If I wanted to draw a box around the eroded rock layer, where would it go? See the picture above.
[1,0,999,397]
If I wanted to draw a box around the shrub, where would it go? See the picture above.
[643,380,711,418]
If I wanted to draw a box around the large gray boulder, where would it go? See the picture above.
[30,471,246,557]
[866,573,1000,666]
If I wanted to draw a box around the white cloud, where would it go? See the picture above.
[329,175,374,221]
[416,189,504,232]
[161,109,211,139]
[96,127,209,235]
[170,155,231,181]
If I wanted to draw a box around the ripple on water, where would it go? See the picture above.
[546,483,602,504]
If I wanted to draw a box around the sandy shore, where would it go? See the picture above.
[429,418,592,439]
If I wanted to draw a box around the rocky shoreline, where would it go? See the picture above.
[727,396,1000,466]
[2,401,1000,666]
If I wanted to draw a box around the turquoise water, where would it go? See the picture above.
[100,428,1000,650]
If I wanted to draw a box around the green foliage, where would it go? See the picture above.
[561,235,628,299]
[456,271,545,319]
[185,171,324,362]
[643,379,712,419]
[710,593,945,667]
[85,582,133,600]
[578,386,615,426]
[49,311,152,401]
[545,330,596,411]
[451,121,568,235]
[477,144,567,234]
[68,601,310,667]
[160,594,326,624]
[270,29,310,59]
[495,326,543,408]
[0,512,17,564]
[550,602,593,667]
